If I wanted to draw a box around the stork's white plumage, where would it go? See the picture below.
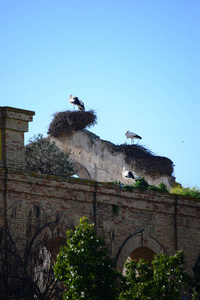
[69,94,85,111]
[125,130,142,144]
[122,167,135,179]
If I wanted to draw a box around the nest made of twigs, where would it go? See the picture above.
[48,110,97,138]
[110,143,174,176]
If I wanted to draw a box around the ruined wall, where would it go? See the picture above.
[0,169,199,273]
[0,106,199,275]
[51,129,174,189]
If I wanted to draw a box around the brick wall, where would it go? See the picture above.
[0,169,199,273]
[0,106,199,274]
[0,106,34,169]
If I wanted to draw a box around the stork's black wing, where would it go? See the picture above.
[128,171,135,179]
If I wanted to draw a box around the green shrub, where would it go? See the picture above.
[123,185,134,191]
[113,179,200,200]
[171,184,200,199]
[133,177,149,191]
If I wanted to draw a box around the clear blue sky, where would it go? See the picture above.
[0,0,199,187]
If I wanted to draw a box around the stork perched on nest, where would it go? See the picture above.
[69,94,85,111]
[122,167,135,179]
[125,130,142,144]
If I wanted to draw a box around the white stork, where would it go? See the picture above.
[122,167,135,180]
[125,130,142,144]
[69,94,85,111]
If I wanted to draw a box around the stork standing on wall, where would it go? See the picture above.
[125,130,142,144]
[69,94,85,111]
[122,167,135,180]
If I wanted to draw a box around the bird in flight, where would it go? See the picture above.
[69,94,85,111]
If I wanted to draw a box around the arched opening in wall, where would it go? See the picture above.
[123,247,156,276]
[71,162,91,179]
[130,247,156,263]
[45,236,66,262]
[116,231,167,272]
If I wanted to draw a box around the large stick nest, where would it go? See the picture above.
[110,143,174,176]
[48,110,97,138]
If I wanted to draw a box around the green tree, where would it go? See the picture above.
[25,134,74,177]
[119,251,193,300]
[54,217,122,300]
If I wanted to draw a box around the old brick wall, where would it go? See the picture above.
[0,168,199,273]
[0,107,35,170]
[0,106,199,275]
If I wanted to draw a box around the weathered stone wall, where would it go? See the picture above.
[50,129,174,189]
[0,168,200,273]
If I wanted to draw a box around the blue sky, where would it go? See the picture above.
[0,0,199,187]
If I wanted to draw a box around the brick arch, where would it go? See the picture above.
[116,230,168,271]
[130,247,156,263]
[31,216,68,262]
[71,162,91,179]
[45,236,66,261]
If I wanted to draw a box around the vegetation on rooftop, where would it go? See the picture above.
[113,178,169,193]
[113,178,200,199]
[171,183,200,199]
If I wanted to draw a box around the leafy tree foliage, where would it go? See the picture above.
[25,134,74,177]
[54,217,122,300]
[119,251,194,300]
[193,253,200,297]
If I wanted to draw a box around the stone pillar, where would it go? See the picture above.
[0,107,35,170]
